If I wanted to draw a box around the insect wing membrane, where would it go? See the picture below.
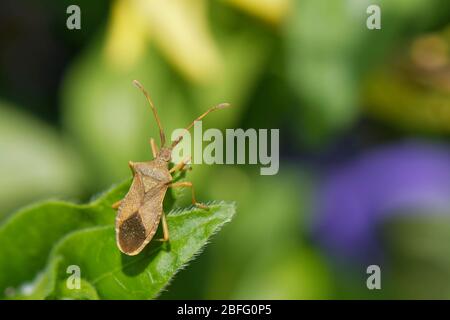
[116,173,167,255]
[116,174,147,254]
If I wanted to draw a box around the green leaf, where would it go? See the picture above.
[0,177,235,299]
[44,203,234,299]
[55,278,100,300]
[0,180,131,297]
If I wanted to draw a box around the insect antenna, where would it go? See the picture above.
[171,103,230,148]
[133,80,166,146]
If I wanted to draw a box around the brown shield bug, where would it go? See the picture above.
[112,80,230,256]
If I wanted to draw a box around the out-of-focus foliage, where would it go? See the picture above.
[206,169,322,299]
[0,101,85,220]
[363,26,450,133]
[225,0,291,25]
[383,215,450,299]
[285,0,449,146]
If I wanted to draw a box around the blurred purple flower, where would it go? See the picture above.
[314,141,450,262]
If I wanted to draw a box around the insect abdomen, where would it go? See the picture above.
[118,211,147,254]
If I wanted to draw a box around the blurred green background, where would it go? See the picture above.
[1,0,450,299]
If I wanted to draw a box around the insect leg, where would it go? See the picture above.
[150,138,158,158]
[169,155,191,173]
[112,200,122,209]
[155,212,170,242]
[168,181,208,209]
[128,161,136,175]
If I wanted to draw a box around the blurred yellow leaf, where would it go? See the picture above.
[225,0,291,25]
[104,0,148,71]
[104,0,223,83]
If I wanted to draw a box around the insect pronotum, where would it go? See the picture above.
[112,80,230,256]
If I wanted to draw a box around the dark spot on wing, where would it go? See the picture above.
[119,212,146,253]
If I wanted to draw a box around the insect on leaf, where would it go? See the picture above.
[35,203,234,299]
[0,179,235,299]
